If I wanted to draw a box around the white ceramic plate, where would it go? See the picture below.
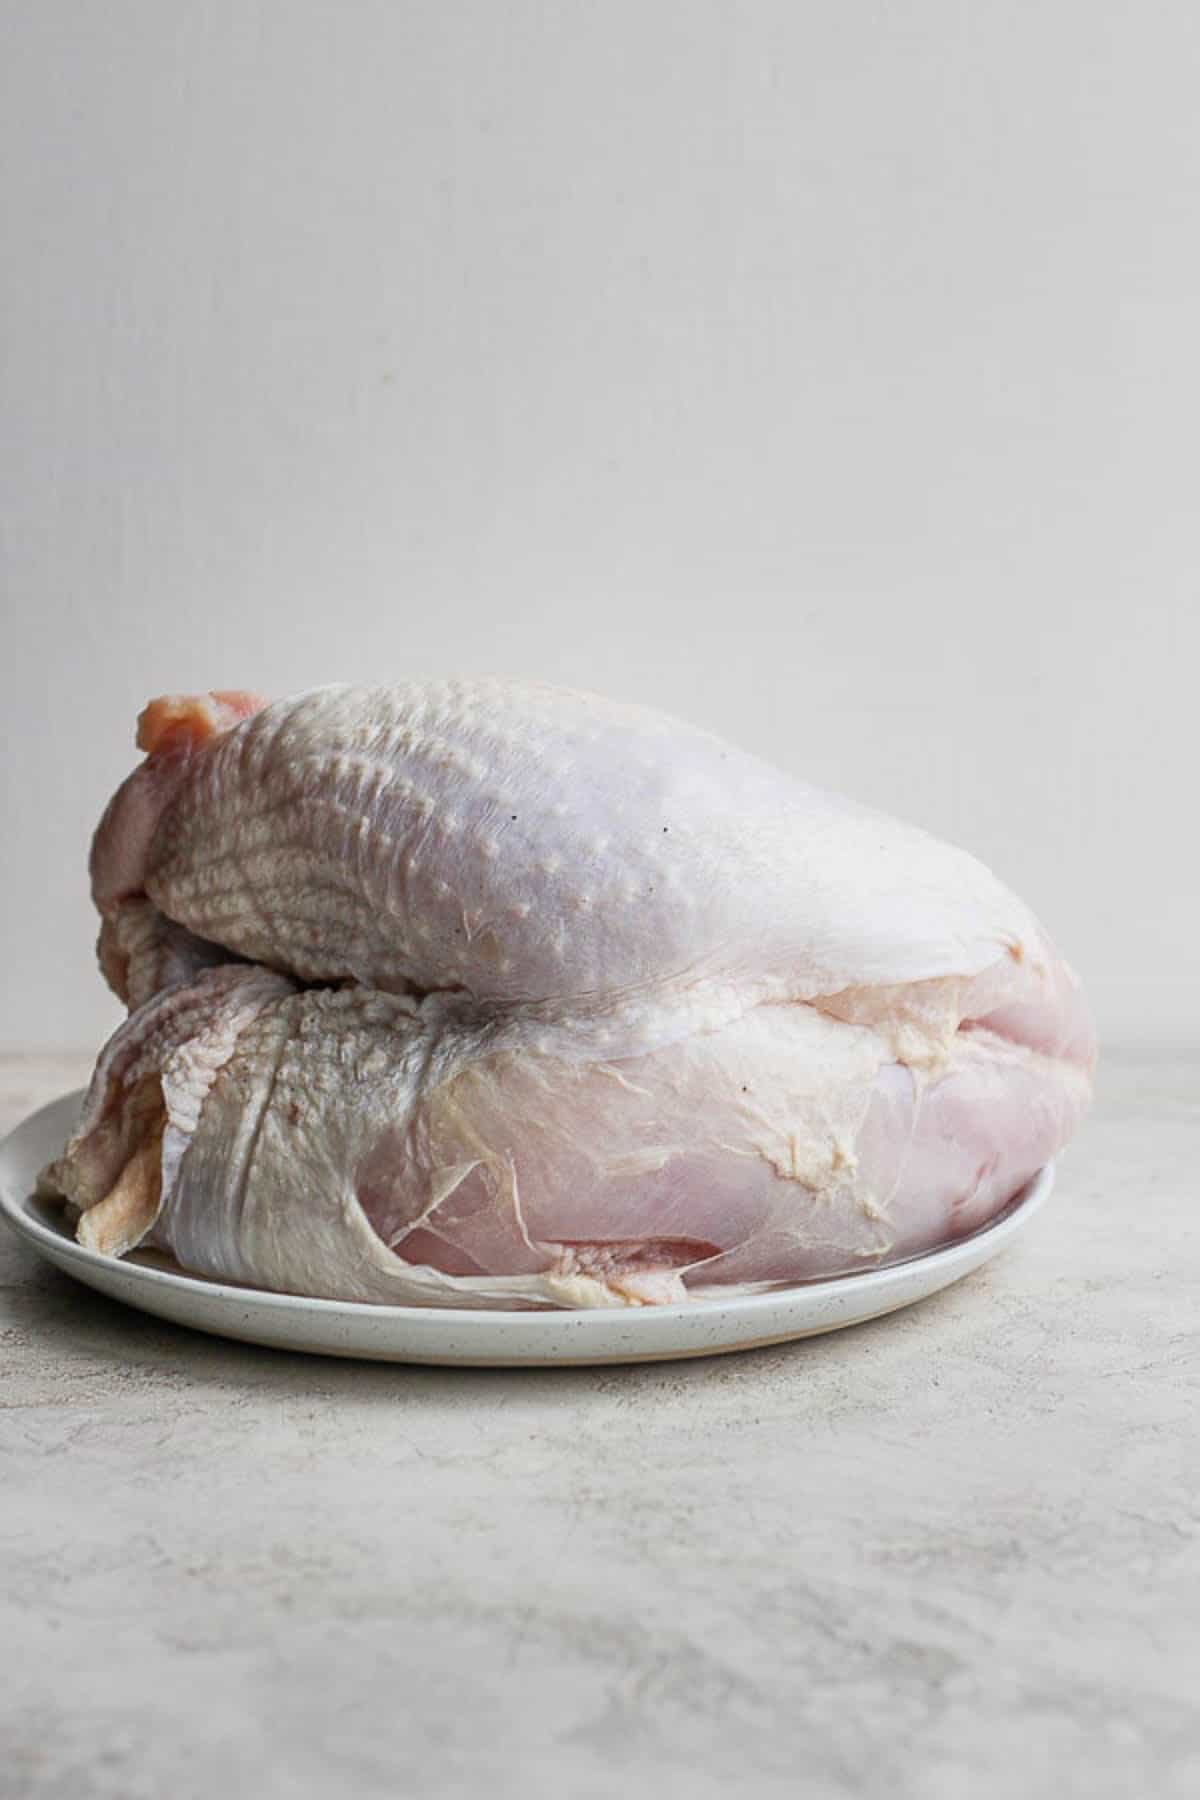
[1,1090,1053,1367]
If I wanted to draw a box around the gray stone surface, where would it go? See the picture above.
[2,1051,1197,1800]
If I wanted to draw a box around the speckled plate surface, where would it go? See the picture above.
[0,1090,1053,1366]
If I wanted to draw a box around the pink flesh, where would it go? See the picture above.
[350,1007,1088,1289]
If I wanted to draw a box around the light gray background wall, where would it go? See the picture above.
[2,1,1197,1051]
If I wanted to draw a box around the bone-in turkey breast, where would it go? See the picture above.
[43,681,1094,1309]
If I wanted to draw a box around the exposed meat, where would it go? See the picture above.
[135,690,268,757]
[44,681,1095,1309]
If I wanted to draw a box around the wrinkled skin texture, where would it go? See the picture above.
[43,682,1095,1309]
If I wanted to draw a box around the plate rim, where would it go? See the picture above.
[1,1087,1055,1336]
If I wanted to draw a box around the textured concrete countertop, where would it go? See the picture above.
[2,1050,1197,1799]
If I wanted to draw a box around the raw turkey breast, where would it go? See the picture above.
[42,681,1095,1309]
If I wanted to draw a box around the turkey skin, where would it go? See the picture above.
[43,682,1094,1309]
